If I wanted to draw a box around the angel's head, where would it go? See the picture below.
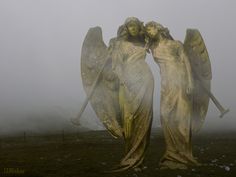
[124,17,142,37]
[145,21,173,41]
[117,17,145,41]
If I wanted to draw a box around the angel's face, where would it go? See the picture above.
[145,26,158,39]
[126,21,140,37]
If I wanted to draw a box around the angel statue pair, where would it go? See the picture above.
[72,17,226,172]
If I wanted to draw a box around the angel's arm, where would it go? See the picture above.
[109,40,125,83]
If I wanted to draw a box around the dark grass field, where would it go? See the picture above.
[0,129,235,177]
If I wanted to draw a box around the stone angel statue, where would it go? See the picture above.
[74,17,155,171]
[144,21,213,169]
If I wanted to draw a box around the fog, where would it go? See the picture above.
[0,0,235,134]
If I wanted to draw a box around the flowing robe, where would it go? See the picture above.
[111,39,154,170]
[151,39,199,169]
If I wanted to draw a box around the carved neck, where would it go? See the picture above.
[128,36,142,43]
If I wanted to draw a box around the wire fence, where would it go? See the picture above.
[0,130,118,148]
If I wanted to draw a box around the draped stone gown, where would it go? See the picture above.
[150,39,199,169]
[111,39,154,170]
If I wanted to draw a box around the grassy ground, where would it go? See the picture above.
[0,129,235,177]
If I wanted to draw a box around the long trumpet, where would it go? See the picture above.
[71,56,111,125]
[192,67,229,118]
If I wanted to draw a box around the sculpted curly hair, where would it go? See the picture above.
[117,17,145,42]
[145,21,173,40]
[144,21,173,49]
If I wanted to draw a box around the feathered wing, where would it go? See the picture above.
[184,29,212,133]
[81,27,122,138]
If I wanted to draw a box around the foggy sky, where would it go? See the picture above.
[0,0,235,134]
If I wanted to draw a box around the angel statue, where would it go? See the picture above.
[109,17,155,171]
[144,21,213,169]
[75,17,154,172]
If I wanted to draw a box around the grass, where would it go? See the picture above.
[0,129,235,177]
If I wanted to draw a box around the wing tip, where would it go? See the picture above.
[83,26,105,45]
[87,26,103,36]
[88,26,102,32]
[185,29,200,40]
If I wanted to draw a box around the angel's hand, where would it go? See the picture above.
[119,77,126,86]
[186,82,194,95]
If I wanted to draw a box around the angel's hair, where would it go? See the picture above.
[145,21,173,40]
[117,17,145,42]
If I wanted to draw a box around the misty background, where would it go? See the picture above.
[0,0,235,135]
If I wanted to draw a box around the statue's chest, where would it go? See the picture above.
[123,42,145,56]
[153,42,180,59]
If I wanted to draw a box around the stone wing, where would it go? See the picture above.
[184,29,212,133]
[81,27,122,138]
